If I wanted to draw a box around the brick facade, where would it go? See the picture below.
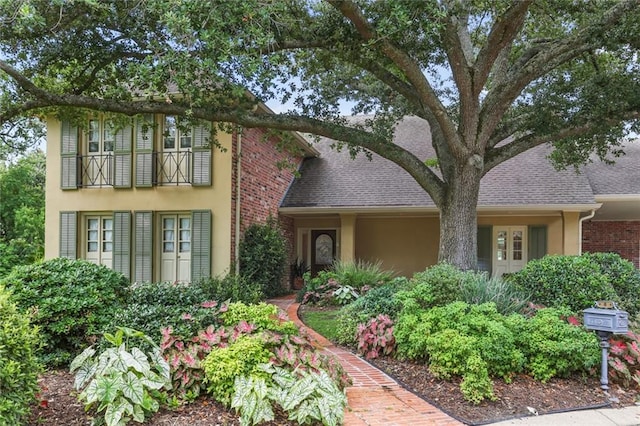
[582,220,640,268]
[230,128,304,267]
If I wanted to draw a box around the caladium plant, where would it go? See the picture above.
[70,327,172,426]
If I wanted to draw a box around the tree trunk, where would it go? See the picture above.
[437,162,482,270]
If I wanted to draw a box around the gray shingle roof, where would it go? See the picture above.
[281,116,598,209]
[583,141,640,195]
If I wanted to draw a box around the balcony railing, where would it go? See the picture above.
[79,154,113,187]
[154,150,191,185]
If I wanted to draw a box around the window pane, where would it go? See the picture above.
[88,120,99,150]
[164,116,176,149]
[163,242,174,253]
[496,231,507,261]
[88,218,99,230]
[180,241,190,252]
[87,241,98,252]
[512,230,523,261]
[315,234,334,265]
[103,121,115,152]
[163,230,174,241]
[103,242,113,252]
[103,219,113,230]
[180,128,192,148]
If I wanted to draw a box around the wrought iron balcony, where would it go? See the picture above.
[154,150,191,185]
[79,154,113,187]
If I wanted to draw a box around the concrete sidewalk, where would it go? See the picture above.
[491,405,640,426]
[270,295,640,426]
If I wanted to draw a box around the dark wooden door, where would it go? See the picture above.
[310,230,336,276]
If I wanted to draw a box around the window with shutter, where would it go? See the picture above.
[61,121,79,190]
[135,115,155,187]
[192,123,212,186]
[528,226,547,261]
[113,211,131,279]
[59,211,78,258]
[114,122,133,188]
[134,211,153,282]
[191,210,211,281]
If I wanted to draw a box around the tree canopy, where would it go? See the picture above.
[1,0,640,269]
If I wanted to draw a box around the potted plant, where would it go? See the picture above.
[291,258,309,290]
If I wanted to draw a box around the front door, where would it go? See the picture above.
[161,214,191,282]
[493,226,527,276]
[311,230,336,276]
[85,216,113,268]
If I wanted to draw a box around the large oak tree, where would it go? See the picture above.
[1,0,640,269]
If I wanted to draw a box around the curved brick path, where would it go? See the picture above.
[269,295,464,426]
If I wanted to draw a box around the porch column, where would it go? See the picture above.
[340,213,357,263]
[562,211,581,255]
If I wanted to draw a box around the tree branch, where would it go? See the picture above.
[479,0,639,146]
[327,0,463,157]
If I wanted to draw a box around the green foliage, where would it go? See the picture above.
[70,327,172,426]
[512,308,600,382]
[398,263,476,311]
[0,151,45,241]
[335,281,406,346]
[202,335,272,404]
[221,302,298,335]
[301,277,341,306]
[0,285,42,425]
[395,302,525,403]
[460,273,530,315]
[509,255,619,312]
[196,273,263,304]
[609,330,640,389]
[160,325,229,401]
[331,259,394,291]
[333,284,359,305]
[297,269,338,303]
[238,217,288,298]
[356,314,396,359]
[231,364,347,426]
[111,281,224,342]
[583,252,640,316]
[0,257,129,366]
[0,237,41,277]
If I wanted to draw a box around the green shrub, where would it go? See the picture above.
[332,259,394,291]
[395,302,525,403]
[0,285,42,424]
[238,217,288,298]
[397,263,476,311]
[202,335,272,404]
[460,273,530,315]
[297,269,338,303]
[512,308,600,382]
[0,258,129,366]
[584,252,640,316]
[196,273,263,304]
[335,282,405,346]
[220,302,298,335]
[509,255,618,312]
[232,364,347,426]
[356,314,396,359]
[70,327,172,426]
[112,281,223,342]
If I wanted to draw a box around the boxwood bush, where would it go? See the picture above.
[0,285,42,424]
[509,255,618,312]
[583,252,640,316]
[238,217,288,298]
[0,258,129,366]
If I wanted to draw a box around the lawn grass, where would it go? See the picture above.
[299,307,341,341]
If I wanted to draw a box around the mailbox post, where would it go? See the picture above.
[583,301,629,390]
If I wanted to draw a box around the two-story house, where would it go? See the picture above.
[44,106,318,283]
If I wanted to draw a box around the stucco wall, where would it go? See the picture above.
[582,220,640,268]
[44,118,234,277]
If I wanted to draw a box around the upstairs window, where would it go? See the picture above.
[82,118,115,187]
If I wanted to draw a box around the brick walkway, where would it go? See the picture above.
[269,295,464,426]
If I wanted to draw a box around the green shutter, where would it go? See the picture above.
[59,211,77,258]
[191,210,211,281]
[477,226,492,275]
[528,226,547,261]
[113,211,131,280]
[134,211,153,282]
[135,115,155,187]
[114,122,133,188]
[191,123,212,186]
[61,120,79,189]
